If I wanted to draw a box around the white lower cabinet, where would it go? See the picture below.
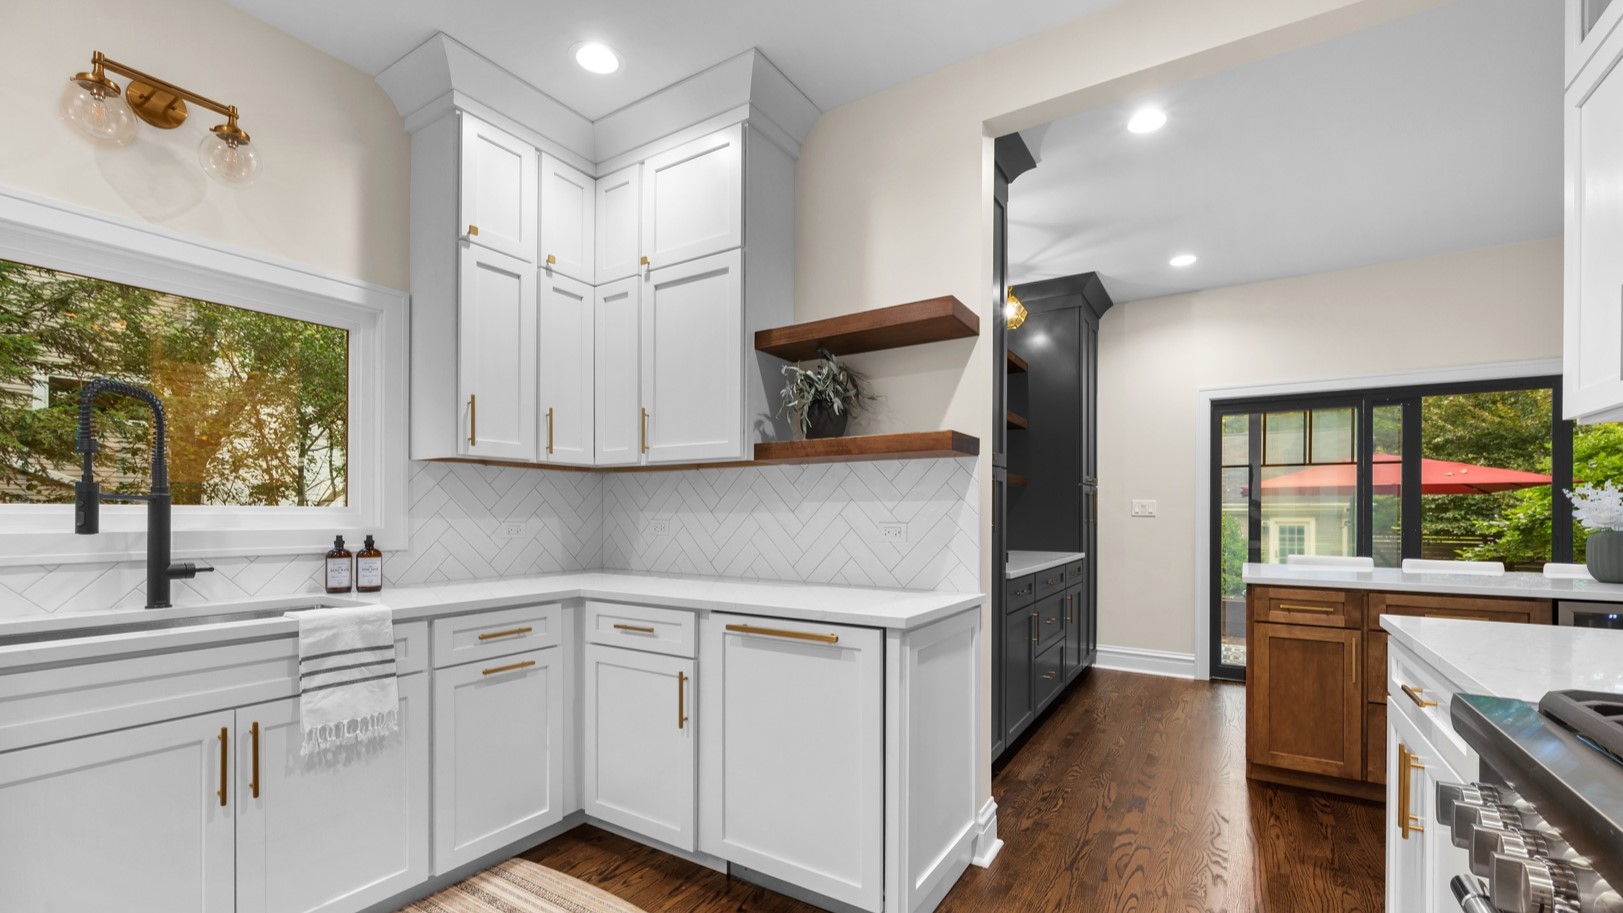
[0,710,237,913]
[700,613,885,912]
[236,675,430,913]
[582,644,696,850]
[432,646,564,873]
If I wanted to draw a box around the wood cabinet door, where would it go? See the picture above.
[235,676,430,913]
[583,645,696,850]
[539,153,595,284]
[458,245,537,461]
[596,164,642,283]
[432,648,564,874]
[1003,608,1035,743]
[459,113,537,263]
[1249,622,1363,779]
[1565,14,1623,421]
[594,278,643,466]
[641,250,744,463]
[538,271,596,466]
[0,711,236,913]
[641,124,743,270]
[699,613,884,913]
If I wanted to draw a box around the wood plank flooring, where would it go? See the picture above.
[524,669,1386,913]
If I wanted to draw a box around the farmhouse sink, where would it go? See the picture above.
[0,599,354,646]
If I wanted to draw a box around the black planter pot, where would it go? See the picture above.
[804,401,849,439]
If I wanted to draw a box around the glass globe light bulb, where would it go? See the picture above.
[198,131,260,186]
[60,79,138,146]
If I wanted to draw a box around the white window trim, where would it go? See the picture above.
[0,186,409,566]
[1264,518,1315,564]
[1191,357,1563,680]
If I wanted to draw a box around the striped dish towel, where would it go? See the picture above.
[289,605,400,756]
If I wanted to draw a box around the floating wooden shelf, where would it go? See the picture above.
[1007,350,1028,374]
[1007,472,1029,488]
[754,296,979,362]
[753,430,979,465]
[1007,411,1028,430]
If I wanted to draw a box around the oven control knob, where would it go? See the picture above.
[1490,854,1623,913]
[1438,782,1524,826]
[1453,802,1548,849]
[1470,825,1575,878]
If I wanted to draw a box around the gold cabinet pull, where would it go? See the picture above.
[725,623,839,645]
[477,626,533,641]
[1045,576,1061,586]
[677,671,688,730]
[467,224,479,237]
[1398,743,1426,839]
[1015,585,1032,596]
[613,623,656,634]
[249,721,261,799]
[468,394,477,447]
[1401,684,1438,709]
[1042,671,1058,681]
[1044,616,1058,625]
[1277,602,1335,614]
[217,726,228,807]
[546,407,554,455]
[482,659,536,676]
[545,253,556,266]
[641,408,650,453]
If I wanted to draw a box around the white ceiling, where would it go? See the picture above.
[227,0,1119,120]
[1007,0,1563,303]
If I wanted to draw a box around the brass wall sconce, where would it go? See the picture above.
[1005,290,1028,330]
[62,51,260,185]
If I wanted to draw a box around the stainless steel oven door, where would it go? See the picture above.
[1557,600,1623,629]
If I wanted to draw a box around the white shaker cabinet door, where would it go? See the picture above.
[596,164,642,283]
[641,124,742,271]
[641,250,745,464]
[699,614,884,913]
[594,277,643,466]
[539,153,595,284]
[1565,16,1623,422]
[0,710,236,913]
[583,645,697,851]
[538,271,596,466]
[235,676,430,913]
[432,648,564,874]
[458,245,538,461]
[1386,706,1430,913]
[459,113,538,263]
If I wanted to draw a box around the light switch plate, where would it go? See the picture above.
[1131,499,1157,518]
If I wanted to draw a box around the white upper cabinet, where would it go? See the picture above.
[642,250,745,463]
[539,271,596,466]
[641,125,744,271]
[460,114,538,263]
[596,165,642,283]
[539,153,596,284]
[1566,0,1623,422]
[458,245,538,461]
[595,278,643,466]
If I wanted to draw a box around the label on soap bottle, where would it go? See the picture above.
[326,557,352,589]
[356,556,382,588]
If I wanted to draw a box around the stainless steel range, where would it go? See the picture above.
[1441,690,1623,912]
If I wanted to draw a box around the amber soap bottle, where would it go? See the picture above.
[324,535,353,594]
[356,535,383,593]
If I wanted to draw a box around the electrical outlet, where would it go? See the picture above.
[878,522,907,543]
[496,520,528,539]
[1131,499,1158,518]
[648,519,671,537]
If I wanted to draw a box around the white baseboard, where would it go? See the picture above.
[970,797,1002,868]
[1094,645,1198,680]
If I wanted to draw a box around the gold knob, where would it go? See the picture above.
[546,253,556,266]
[639,255,650,266]
[467,224,479,237]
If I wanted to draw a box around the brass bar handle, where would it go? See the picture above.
[725,623,839,645]
[613,623,656,634]
[546,407,554,455]
[477,626,533,641]
[1044,617,1058,625]
[482,659,536,677]
[1277,602,1335,614]
[468,394,477,447]
[217,727,228,807]
[1398,744,1411,839]
[1352,639,1358,688]
[1401,684,1438,709]
[677,671,688,730]
[249,721,261,800]
[641,408,650,454]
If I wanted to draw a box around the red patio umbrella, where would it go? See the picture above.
[1258,454,1551,496]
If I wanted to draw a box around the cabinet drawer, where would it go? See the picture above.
[1387,639,1471,776]
[1251,586,1362,629]
[1368,592,1551,627]
[1033,566,1068,601]
[1035,591,1065,652]
[1035,641,1065,712]
[1064,559,1087,588]
[1006,574,1036,611]
[583,601,696,658]
[432,604,562,669]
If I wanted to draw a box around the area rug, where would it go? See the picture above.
[399,858,648,913]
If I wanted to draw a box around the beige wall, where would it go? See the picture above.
[0,0,408,290]
[1097,238,1563,658]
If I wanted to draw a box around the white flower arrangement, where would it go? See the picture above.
[1569,482,1623,532]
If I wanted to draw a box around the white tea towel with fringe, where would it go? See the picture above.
[289,605,399,756]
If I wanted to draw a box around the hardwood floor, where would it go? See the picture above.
[524,668,1386,913]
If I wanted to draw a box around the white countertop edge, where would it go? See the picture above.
[1006,551,1086,579]
[1379,615,1496,697]
[1380,615,1623,701]
[1243,563,1623,603]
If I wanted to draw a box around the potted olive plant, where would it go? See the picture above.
[1571,482,1623,582]
[780,347,872,439]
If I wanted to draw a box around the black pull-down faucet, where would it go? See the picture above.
[73,378,211,609]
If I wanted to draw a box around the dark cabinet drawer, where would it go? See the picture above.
[1034,566,1067,601]
[1035,591,1065,651]
[1035,640,1065,712]
[1006,574,1036,611]
[1064,558,1087,587]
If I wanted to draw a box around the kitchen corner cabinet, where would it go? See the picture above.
[539,153,596,284]
[538,271,596,465]
[596,165,642,282]
[461,113,538,263]
[642,125,744,270]
[595,278,643,465]
[1564,0,1623,422]
[643,250,746,463]
[582,643,697,851]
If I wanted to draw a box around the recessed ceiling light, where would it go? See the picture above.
[1169,253,1197,268]
[573,42,620,75]
[1127,108,1167,134]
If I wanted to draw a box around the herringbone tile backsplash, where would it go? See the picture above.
[0,457,977,618]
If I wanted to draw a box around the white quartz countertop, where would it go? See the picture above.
[1381,615,1623,701]
[1007,550,1085,579]
[0,571,984,671]
[1243,562,1623,603]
